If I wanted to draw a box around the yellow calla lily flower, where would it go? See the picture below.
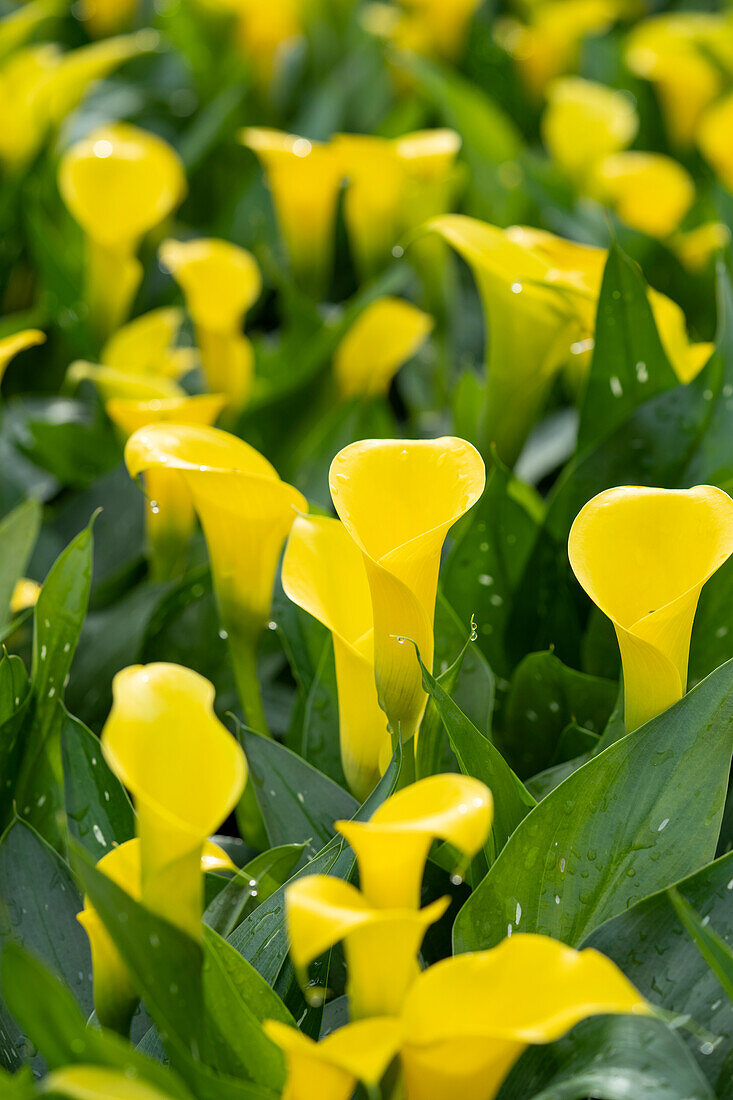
[286,875,449,1018]
[336,773,492,909]
[329,437,484,743]
[698,92,733,196]
[240,128,343,296]
[101,307,197,379]
[281,514,389,801]
[58,123,186,339]
[159,238,261,412]
[124,424,306,730]
[42,1065,178,1100]
[334,297,433,399]
[568,486,733,731]
[101,663,246,939]
[361,0,479,60]
[646,290,713,385]
[626,13,733,147]
[591,151,695,239]
[67,362,184,403]
[334,129,461,280]
[541,77,638,186]
[399,934,649,1100]
[77,836,233,1032]
[263,1018,402,1100]
[0,329,45,385]
[670,222,731,274]
[224,0,302,86]
[80,0,138,37]
[10,577,41,615]
[106,394,225,581]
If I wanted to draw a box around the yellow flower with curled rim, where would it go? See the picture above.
[106,394,226,581]
[286,875,449,1019]
[399,934,649,1100]
[77,836,234,1033]
[240,128,343,297]
[336,773,493,909]
[329,437,485,748]
[281,513,389,801]
[159,238,261,414]
[590,151,695,239]
[0,329,45,386]
[124,423,306,732]
[569,486,733,732]
[101,663,246,940]
[333,296,433,400]
[58,123,186,339]
[101,307,197,380]
[263,1017,402,1100]
[541,77,638,187]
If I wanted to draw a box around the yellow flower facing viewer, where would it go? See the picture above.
[264,1017,401,1100]
[58,123,186,339]
[590,151,695,239]
[399,934,649,1100]
[124,423,306,731]
[336,773,493,909]
[101,307,197,380]
[0,329,45,386]
[333,296,433,399]
[107,394,225,581]
[159,238,261,413]
[281,514,389,801]
[329,437,485,743]
[286,874,449,1019]
[101,663,246,940]
[541,77,638,186]
[78,836,233,1033]
[240,128,343,297]
[569,486,733,731]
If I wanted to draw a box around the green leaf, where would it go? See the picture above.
[504,651,616,778]
[291,638,346,788]
[684,260,733,487]
[587,852,733,1093]
[454,658,733,952]
[0,654,31,830]
[204,844,306,938]
[417,651,536,859]
[667,887,733,1001]
[61,709,135,860]
[15,522,94,844]
[499,1015,715,1100]
[238,725,357,857]
[0,1066,36,1099]
[0,945,192,1099]
[0,498,41,627]
[577,243,679,452]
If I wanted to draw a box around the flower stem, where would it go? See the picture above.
[228,634,270,737]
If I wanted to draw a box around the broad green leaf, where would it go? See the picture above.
[454,658,733,952]
[499,1015,715,1100]
[204,843,306,938]
[684,261,733,487]
[577,244,679,452]
[0,498,41,627]
[418,652,535,859]
[0,944,192,1097]
[0,820,92,1072]
[0,1066,35,1099]
[0,655,31,830]
[238,726,357,857]
[667,887,733,1001]
[15,522,93,844]
[61,710,134,860]
[284,636,345,788]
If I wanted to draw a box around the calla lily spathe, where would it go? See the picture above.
[78,836,233,1033]
[101,307,197,380]
[336,773,493,909]
[240,128,343,296]
[671,222,731,274]
[698,92,733,196]
[399,934,649,1100]
[334,297,433,399]
[107,394,225,581]
[0,329,45,386]
[590,151,695,239]
[569,486,733,731]
[101,663,246,940]
[281,514,389,801]
[541,77,638,186]
[625,12,733,147]
[124,423,306,730]
[264,1017,401,1100]
[286,874,449,1019]
[58,123,186,338]
[159,238,261,412]
[329,437,485,741]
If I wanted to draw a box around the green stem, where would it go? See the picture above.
[389,721,416,791]
[228,634,270,737]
